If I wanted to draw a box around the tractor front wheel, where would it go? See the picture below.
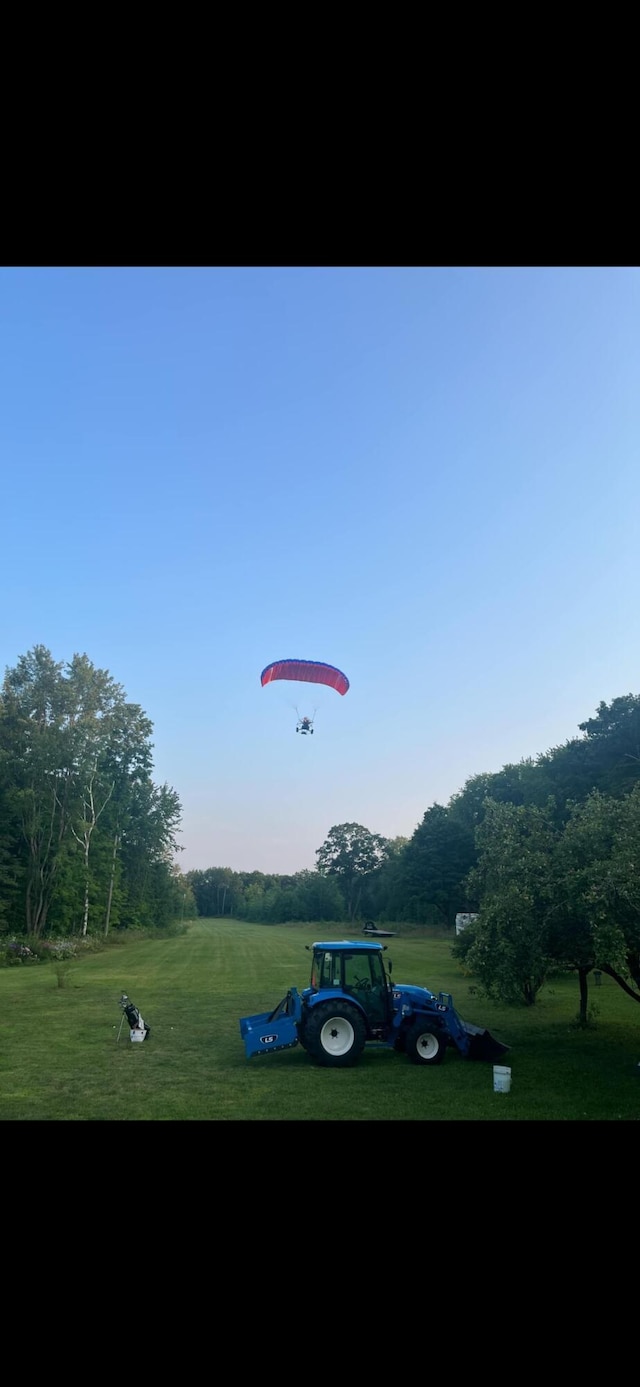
[406,1019,447,1065]
[304,1001,366,1068]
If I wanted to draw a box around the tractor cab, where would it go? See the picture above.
[307,941,393,1031]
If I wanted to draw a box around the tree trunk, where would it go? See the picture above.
[104,832,119,937]
[578,966,589,1025]
[72,775,114,937]
[27,860,55,937]
[26,880,34,935]
[81,849,90,936]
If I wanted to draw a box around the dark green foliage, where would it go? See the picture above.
[187,865,344,924]
[315,823,390,921]
[448,695,640,838]
[386,804,477,928]
[0,646,185,942]
[576,694,640,797]
[454,787,640,1018]
[454,799,558,1005]
[186,867,235,917]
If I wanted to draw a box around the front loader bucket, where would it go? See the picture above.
[463,1020,509,1062]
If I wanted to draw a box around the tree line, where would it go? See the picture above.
[0,646,189,939]
[188,694,640,1017]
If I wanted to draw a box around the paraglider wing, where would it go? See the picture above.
[260,659,349,695]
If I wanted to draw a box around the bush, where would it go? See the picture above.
[38,936,108,960]
[37,939,78,962]
[3,939,39,966]
[74,935,107,955]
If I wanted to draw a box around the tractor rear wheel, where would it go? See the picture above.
[304,1001,366,1068]
[406,1018,447,1065]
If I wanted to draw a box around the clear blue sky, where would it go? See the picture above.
[2,266,639,874]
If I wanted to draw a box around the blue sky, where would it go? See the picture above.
[1,266,639,873]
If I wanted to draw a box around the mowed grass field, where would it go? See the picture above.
[1,917,639,1120]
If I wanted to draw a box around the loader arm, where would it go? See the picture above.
[434,992,509,1061]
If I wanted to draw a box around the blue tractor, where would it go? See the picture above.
[239,939,508,1069]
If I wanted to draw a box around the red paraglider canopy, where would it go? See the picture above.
[260,659,349,695]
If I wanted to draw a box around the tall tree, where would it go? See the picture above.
[98,700,155,935]
[69,761,114,936]
[0,724,23,931]
[456,787,640,1020]
[55,654,124,935]
[457,798,558,1004]
[364,835,410,920]
[315,823,390,920]
[576,694,640,796]
[0,647,78,936]
[0,646,182,938]
[392,804,477,928]
[120,779,182,927]
[550,787,640,1018]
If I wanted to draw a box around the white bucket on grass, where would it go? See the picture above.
[493,1065,511,1093]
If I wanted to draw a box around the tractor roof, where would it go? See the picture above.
[312,940,384,952]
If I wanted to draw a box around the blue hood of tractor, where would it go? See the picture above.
[393,983,436,1004]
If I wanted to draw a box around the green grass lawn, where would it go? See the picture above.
[1,918,638,1120]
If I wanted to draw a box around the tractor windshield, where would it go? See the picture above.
[342,951,387,992]
[310,947,389,998]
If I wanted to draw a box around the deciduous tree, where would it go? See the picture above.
[455,798,558,1005]
[316,823,390,920]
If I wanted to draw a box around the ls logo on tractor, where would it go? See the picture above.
[260,1034,278,1045]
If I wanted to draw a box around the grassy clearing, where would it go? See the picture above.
[0,918,639,1120]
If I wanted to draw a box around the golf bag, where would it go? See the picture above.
[119,993,150,1042]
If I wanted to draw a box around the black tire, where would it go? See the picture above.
[303,1001,366,1068]
[405,1018,447,1065]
